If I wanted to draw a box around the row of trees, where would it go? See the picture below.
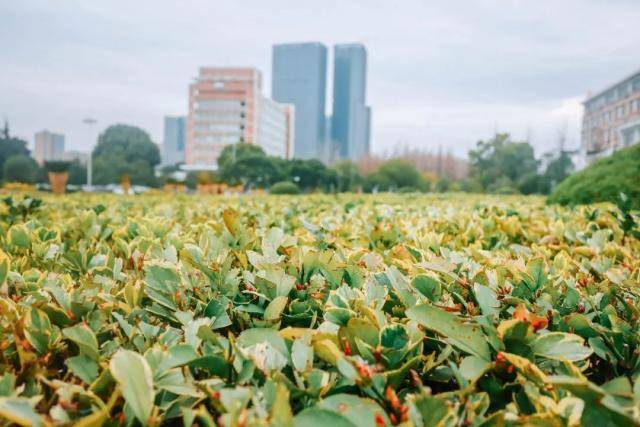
[2,121,574,195]
[0,123,158,187]
[466,133,574,194]
[179,143,429,193]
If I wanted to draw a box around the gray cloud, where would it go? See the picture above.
[1,0,638,158]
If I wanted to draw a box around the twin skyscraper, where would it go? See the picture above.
[165,42,370,169]
[272,42,371,162]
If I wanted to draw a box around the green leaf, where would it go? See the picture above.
[406,304,491,361]
[24,308,54,355]
[66,355,99,384]
[158,344,199,371]
[291,338,313,373]
[204,299,232,329]
[8,225,31,249]
[459,355,490,382]
[62,324,100,361]
[0,397,42,427]
[237,328,289,358]
[0,250,9,286]
[411,274,441,302]
[549,376,636,426]
[473,284,500,317]
[319,394,390,427]
[411,394,452,426]
[294,408,356,427]
[109,349,155,426]
[531,332,593,362]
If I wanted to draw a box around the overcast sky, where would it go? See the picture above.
[2,0,639,158]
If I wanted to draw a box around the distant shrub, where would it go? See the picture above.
[548,144,640,208]
[3,155,37,184]
[270,181,301,195]
[44,160,71,173]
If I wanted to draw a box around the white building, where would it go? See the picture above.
[186,67,294,169]
[34,130,65,165]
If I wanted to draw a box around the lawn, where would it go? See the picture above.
[0,193,638,426]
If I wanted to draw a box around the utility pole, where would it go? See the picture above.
[83,118,97,190]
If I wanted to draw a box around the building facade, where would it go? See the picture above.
[186,67,293,168]
[34,130,65,165]
[331,43,371,162]
[272,42,327,160]
[257,97,295,158]
[163,116,186,166]
[582,69,640,164]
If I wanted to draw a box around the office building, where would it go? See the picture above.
[163,116,186,166]
[272,42,327,160]
[582,68,640,164]
[186,67,293,168]
[331,43,371,162]
[34,130,65,165]
[258,97,295,159]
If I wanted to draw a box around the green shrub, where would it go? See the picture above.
[270,181,301,195]
[548,144,640,208]
[44,160,71,173]
[3,155,37,184]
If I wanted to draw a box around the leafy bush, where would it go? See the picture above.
[0,193,638,425]
[269,181,300,194]
[44,160,71,173]
[3,155,37,183]
[548,144,640,208]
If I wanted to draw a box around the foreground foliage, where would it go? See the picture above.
[0,193,639,426]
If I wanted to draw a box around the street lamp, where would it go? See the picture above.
[82,118,97,190]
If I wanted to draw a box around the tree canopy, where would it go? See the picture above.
[365,159,426,192]
[0,121,31,178]
[3,155,37,184]
[468,133,539,194]
[92,124,160,186]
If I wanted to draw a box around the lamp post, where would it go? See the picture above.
[82,118,97,190]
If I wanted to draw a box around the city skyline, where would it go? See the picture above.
[2,0,639,158]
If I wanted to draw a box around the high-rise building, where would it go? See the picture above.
[186,67,293,168]
[272,42,327,160]
[582,68,640,165]
[331,43,371,162]
[163,116,186,166]
[34,130,65,165]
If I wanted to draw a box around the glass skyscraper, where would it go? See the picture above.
[163,116,186,166]
[331,43,371,161]
[272,42,327,160]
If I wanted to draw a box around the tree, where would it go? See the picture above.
[3,155,37,184]
[0,121,30,176]
[217,143,285,188]
[468,133,539,193]
[365,159,426,192]
[67,161,87,185]
[92,124,160,186]
[288,159,336,192]
[332,160,362,192]
[540,151,574,193]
